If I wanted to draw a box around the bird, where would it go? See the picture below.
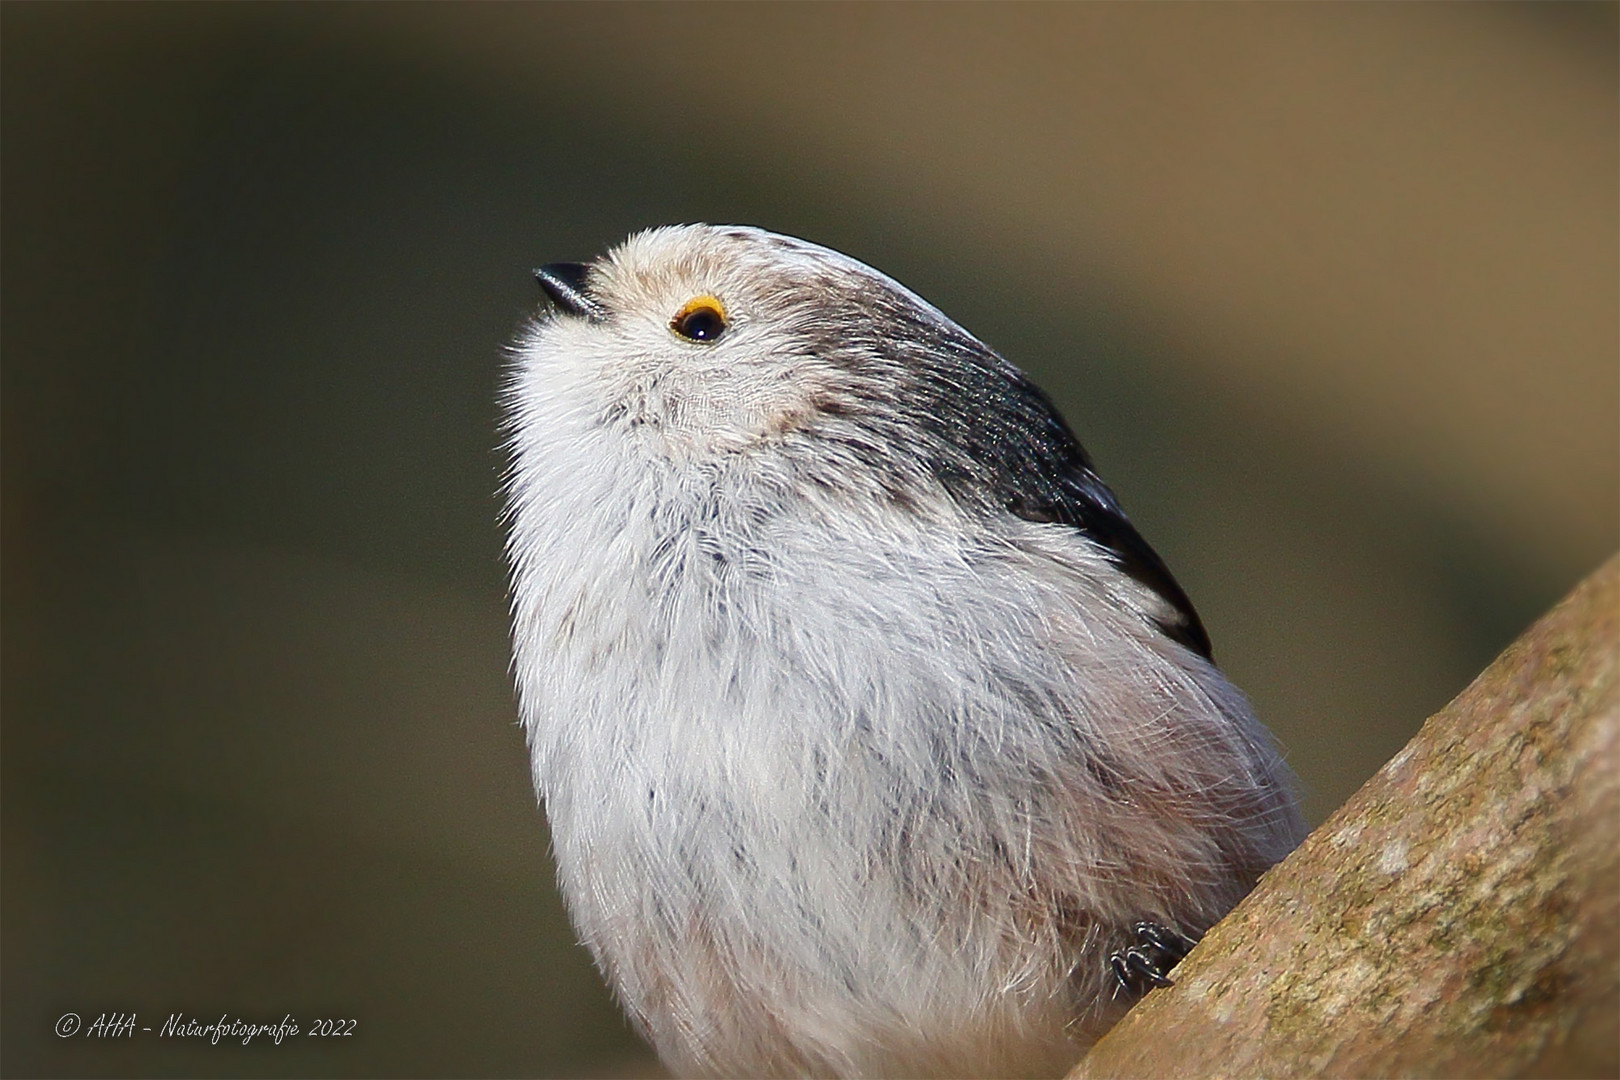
[500,224,1306,1079]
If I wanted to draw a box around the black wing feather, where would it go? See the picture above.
[886,314,1214,661]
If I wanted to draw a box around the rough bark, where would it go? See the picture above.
[1072,554,1619,1080]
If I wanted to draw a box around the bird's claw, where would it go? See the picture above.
[1109,920,1198,995]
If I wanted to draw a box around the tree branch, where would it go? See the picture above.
[1071,554,1619,1080]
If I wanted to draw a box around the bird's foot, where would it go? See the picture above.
[1109,921,1198,995]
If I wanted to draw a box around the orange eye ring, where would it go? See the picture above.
[670,295,728,343]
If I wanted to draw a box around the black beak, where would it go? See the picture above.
[533,262,604,319]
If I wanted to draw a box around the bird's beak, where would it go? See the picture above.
[534,263,605,319]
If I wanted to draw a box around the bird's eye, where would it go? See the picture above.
[670,295,728,343]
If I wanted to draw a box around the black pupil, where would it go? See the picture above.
[677,307,724,341]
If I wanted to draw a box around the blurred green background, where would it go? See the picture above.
[4,4,1615,1077]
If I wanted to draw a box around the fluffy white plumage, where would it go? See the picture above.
[502,225,1305,1078]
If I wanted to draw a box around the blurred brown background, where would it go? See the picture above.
[3,3,1614,1077]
